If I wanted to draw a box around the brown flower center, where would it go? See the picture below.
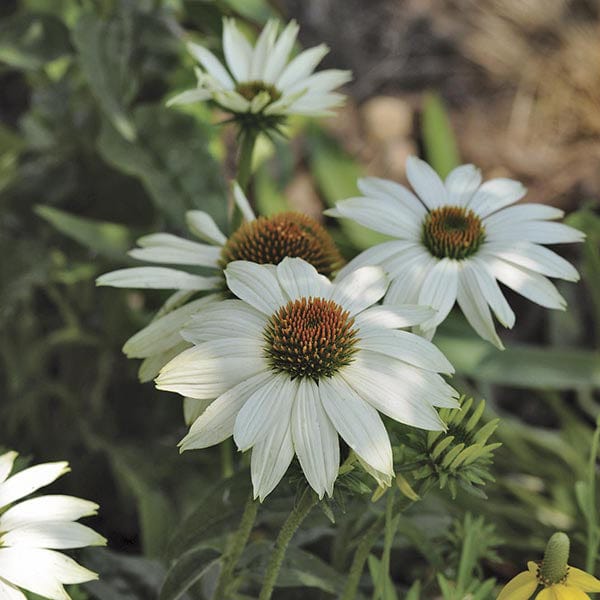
[220,212,343,277]
[422,206,485,260]
[235,80,282,104]
[263,297,359,380]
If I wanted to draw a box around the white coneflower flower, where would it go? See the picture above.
[0,451,106,600]
[168,18,351,132]
[325,157,584,348]
[155,257,458,501]
[97,185,342,412]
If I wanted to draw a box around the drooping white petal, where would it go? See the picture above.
[482,203,564,230]
[328,197,421,239]
[1,521,106,550]
[0,496,98,531]
[187,42,234,89]
[183,398,212,427]
[0,463,69,511]
[0,452,17,484]
[485,257,567,310]
[128,233,221,267]
[182,300,266,344]
[357,177,427,220]
[213,89,250,112]
[319,377,393,481]
[276,257,331,300]
[354,305,436,329]
[384,243,434,279]
[286,69,351,96]
[481,241,579,282]
[330,266,388,315]
[123,296,217,358]
[156,340,267,399]
[0,579,26,600]
[233,374,297,452]
[465,258,515,328]
[96,267,220,291]
[166,88,212,107]
[225,261,287,314]
[383,250,437,306]
[222,18,252,82]
[456,269,503,349]
[232,182,256,221]
[467,178,526,218]
[250,421,294,502]
[138,341,190,383]
[262,20,300,83]
[357,328,454,374]
[285,92,345,115]
[291,379,339,499]
[417,258,459,328]
[249,20,278,80]
[335,241,411,280]
[485,220,585,245]
[180,371,274,451]
[186,210,227,246]
[445,164,482,206]
[405,156,448,209]
[276,44,329,90]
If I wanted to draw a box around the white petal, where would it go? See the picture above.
[128,233,221,267]
[186,210,227,246]
[0,496,98,531]
[222,18,252,82]
[341,355,448,430]
[357,328,454,374]
[276,257,331,300]
[485,220,585,245]
[182,300,266,344]
[405,156,448,209]
[138,341,190,383]
[96,267,220,290]
[249,20,278,80]
[330,197,421,239]
[319,377,393,480]
[225,261,287,315]
[291,379,339,499]
[0,463,69,511]
[0,453,17,484]
[124,296,217,358]
[251,421,294,502]
[156,341,267,399]
[330,266,388,315]
[466,258,515,328]
[384,243,433,280]
[285,92,345,115]
[456,268,503,349]
[357,177,427,220]
[417,258,459,328]
[1,521,105,550]
[335,241,410,280]
[213,89,250,112]
[445,164,482,206]
[485,257,566,310]
[187,42,234,89]
[0,579,26,600]
[276,44,329,90]
[467,178,526,218]
[233,374,296,452]
[263,20,300,83]
[482,203,564,230]
[183,397,211,427]
[286,69,351,96]
[232,181,256,221]
[354,305,436,329]
[481,241,579,281]
[166,88,212,107]
[180,371,274,451]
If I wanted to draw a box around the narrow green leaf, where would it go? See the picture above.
[421,93,460,178]
[160,547,220,600]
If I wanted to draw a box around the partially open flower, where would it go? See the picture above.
[155,257,458,501]
[168,18,351,134]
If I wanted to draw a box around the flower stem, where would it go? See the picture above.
[236,129,258,193]
[257,488,318,600]
[212,492,259,600]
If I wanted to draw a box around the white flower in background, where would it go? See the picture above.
[0,451,106,600]
[168,18,351,130]
[155,257,457,501]
[325,157,584,348]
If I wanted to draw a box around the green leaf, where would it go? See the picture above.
[368,554,399,600]
[421,93,460,178]
[72,11,138,141]
[97,104,227,227]
[160,547,220,600]
[0,12,70,70]
[35,205,133,260]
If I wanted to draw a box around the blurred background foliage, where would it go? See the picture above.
[1,0,599,598]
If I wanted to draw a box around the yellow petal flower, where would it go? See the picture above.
[566,567,600,592]
[548,583,590,600]
[497,569,538,600]
[537,587,558,600]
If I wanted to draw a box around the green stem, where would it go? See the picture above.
[257,488,318,600]
[236,129,258,193]
[220,438,234,478]
[585,417,600,573]
[212,493,259,600]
